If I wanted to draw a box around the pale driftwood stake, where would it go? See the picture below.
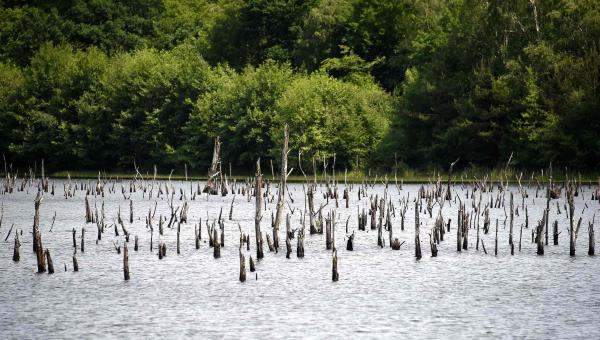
[429,233,437,257]
[273,124,289,251]
[297,226,305,258]
[537,215,545,255]
[204,136,221,195]
[445,158,459,200]
[255,159,264,260]
[266,233,275,252]
[457,203,462,252]
[568,184,581,256]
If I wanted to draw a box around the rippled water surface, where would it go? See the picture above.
[1,180,600,339]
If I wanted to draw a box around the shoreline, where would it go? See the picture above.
[23,170,600,184]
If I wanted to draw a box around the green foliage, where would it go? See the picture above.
[208,0,316,67]
[0,0,599,172]
[185,61,293,167]
[0,5,65,65]
[275,72,391,168]
[76,44,212,169]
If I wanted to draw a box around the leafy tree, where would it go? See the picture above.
[185,61,293,168]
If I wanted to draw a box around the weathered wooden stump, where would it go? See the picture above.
[589,220,595,256]
[266,233,275,252]
[255,159,264,259]
[45,249,54,274]
[124,242,130,280]
[33,193,46,273]
[213,227,220,258]
[332,249,339,282]
[249,256,255,272]
[73,255,79,272]
[239,250,246,282]
[81,227,85,253]
[346,232,354,251]
[12,233,20,262]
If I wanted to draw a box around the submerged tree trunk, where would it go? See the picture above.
[273,124,289,252]
[204,136,221,195]
[33,193,46,273]
[255,159,264,260]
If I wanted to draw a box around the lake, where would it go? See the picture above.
[1,178,599,339]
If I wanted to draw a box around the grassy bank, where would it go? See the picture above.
[46,169,600,184]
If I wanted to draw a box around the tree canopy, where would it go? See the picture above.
[0,0,598,173]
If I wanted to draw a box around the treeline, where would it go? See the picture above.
[0,0,599,172]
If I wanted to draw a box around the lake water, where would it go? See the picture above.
[1,179,599,339]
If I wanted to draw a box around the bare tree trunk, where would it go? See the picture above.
[332,249,339,282]
[124,242,130,280]
[33,193,46,273]
[415,199,422,260]
[204,136,221,195]
[255,159,264,260]
[45,249,54,274]
[273,124,289,251]
[12,233,20,262]
[239,249,246,282]
[588,220,595,256]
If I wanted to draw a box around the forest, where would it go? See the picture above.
[0,0,599,173]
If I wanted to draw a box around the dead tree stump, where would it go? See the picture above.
[346,232,354,251]
[12,233,20,262]
[589,219,595,256]
[415,200,422,260]
[204,136,221,195]
[249,256,255,272]
[255,159,264,259]
[72,228,77,248]
[239,250,246,282]
[124,242,130,280]
[213,227,220,258]
[33,193,46,273]
[332,249,339,282]
[81,227,85,253]
[273,124,289,251]
[45,249,54,274]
